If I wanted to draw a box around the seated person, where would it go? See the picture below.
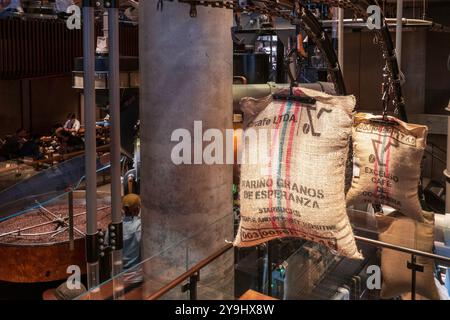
[64,113,81,135]
[0,0,24,17]
[56,127,84,154]
[18,134,43,159]
[97,114,111,128]
[0,128,28,160]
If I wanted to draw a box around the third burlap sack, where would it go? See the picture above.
[346,113,428,221]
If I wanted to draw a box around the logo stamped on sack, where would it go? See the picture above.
[355,123,417,147]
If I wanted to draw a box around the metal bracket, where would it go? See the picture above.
[189,3,197,17]
[407,260,425,273]
[86,232,100,263]
[98,229,107,258]
[181,272,200,300]
[407,254,424,300]
[157,0,174,11]
[108,222,124,251]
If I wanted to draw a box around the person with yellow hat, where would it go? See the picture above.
[121,193,142,271]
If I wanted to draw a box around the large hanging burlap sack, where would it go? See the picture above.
[346,113,428,222]
[234,87,362,259]
[378,212,440,300]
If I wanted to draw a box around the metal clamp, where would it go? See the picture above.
[108,222,124,251]
[157,0,175,11]
[86,233,100,263]
[407,254,424,301]
[181,272,200,300]
[98,229,107,258]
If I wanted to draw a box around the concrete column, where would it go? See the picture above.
[140,2,234,298]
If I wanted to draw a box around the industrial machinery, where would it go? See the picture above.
[176,0,407,120]
[0,191,111,283]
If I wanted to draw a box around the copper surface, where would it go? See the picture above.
[0,192,111,283]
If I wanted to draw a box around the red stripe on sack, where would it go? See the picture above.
[293,87,303,96]
[267,101,287,229]
[383,131,393,198]
[373,125,383,198]
[285,103,302,230]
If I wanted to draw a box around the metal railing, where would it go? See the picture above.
[147,243,234,300]
[141,235,450,301]
[354,235,450,300]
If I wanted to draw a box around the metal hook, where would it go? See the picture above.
[190,3,197,18]
[157,0,163,11]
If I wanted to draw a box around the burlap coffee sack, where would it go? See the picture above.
[234,87,362,259]
[346,113,428,222]
[378,212,440,300]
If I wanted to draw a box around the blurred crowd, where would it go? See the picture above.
[0,113,87,162]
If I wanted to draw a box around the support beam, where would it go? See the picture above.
[82,0,99,291]
[338,7,344,75]
[107,0,124,299]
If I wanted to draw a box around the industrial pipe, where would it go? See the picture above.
[83,0,100,292]
[338,8,344,75]
[396,0,404,69]
[232,82,335,112]
[321,18,437,29]
[107,0,125,299]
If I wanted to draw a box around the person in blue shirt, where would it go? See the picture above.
[121,193,142,270]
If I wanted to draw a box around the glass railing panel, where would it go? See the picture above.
[234,245,269,298]
[346,208,450,300]
[77,208,450,300]
[192,247,235,300]
[78,214,233,300]
[184,214,234,300]
[78,237,190,300]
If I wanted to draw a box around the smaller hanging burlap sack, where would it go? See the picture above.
[346,113,428,222]
[378,212,440,300]
[234,87,362,259]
